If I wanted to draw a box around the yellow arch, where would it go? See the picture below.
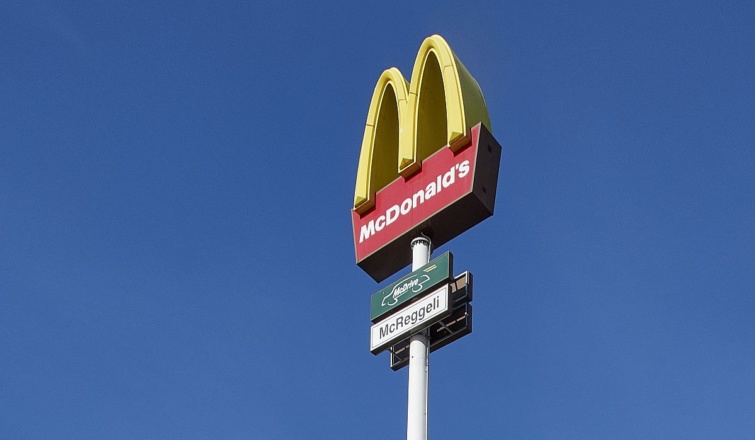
[353,35,490,212]
[354,68,409,213]
[399,35,491,176]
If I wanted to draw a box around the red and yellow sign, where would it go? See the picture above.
[353,35,502,281]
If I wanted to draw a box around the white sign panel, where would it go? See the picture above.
[370,284,450,354]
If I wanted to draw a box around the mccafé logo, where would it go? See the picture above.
[353,35,502,282]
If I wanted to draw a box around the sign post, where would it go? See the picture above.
[353,34,501,440]
[407,236,431,440]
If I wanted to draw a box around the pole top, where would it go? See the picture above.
[410,235,432,250]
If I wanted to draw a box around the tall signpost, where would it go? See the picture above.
[407,237,431,440]
[352,35,502,440]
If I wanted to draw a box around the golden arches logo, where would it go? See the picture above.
[353,35,491,214]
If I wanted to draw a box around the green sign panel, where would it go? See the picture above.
[370,252,453,322]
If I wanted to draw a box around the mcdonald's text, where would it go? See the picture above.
[353,123,501,282]
[358,160,470,244]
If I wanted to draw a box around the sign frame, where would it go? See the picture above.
[370,284,452,355]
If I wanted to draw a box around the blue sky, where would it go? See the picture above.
[1,1,753,439]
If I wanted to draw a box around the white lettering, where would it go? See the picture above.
[359,157,473,244]
[442,166,455,188]
[425,181,436,199]
[458,160,470,178]
[412,188,425,207]
[400,198,412,215]
[359,221,375,243]
[386,205,400,225]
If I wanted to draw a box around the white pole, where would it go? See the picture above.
[407,236,431,440]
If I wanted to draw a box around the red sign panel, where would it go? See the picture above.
[352,123,501,281]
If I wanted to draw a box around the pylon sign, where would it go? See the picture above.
[352,35,502,282]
